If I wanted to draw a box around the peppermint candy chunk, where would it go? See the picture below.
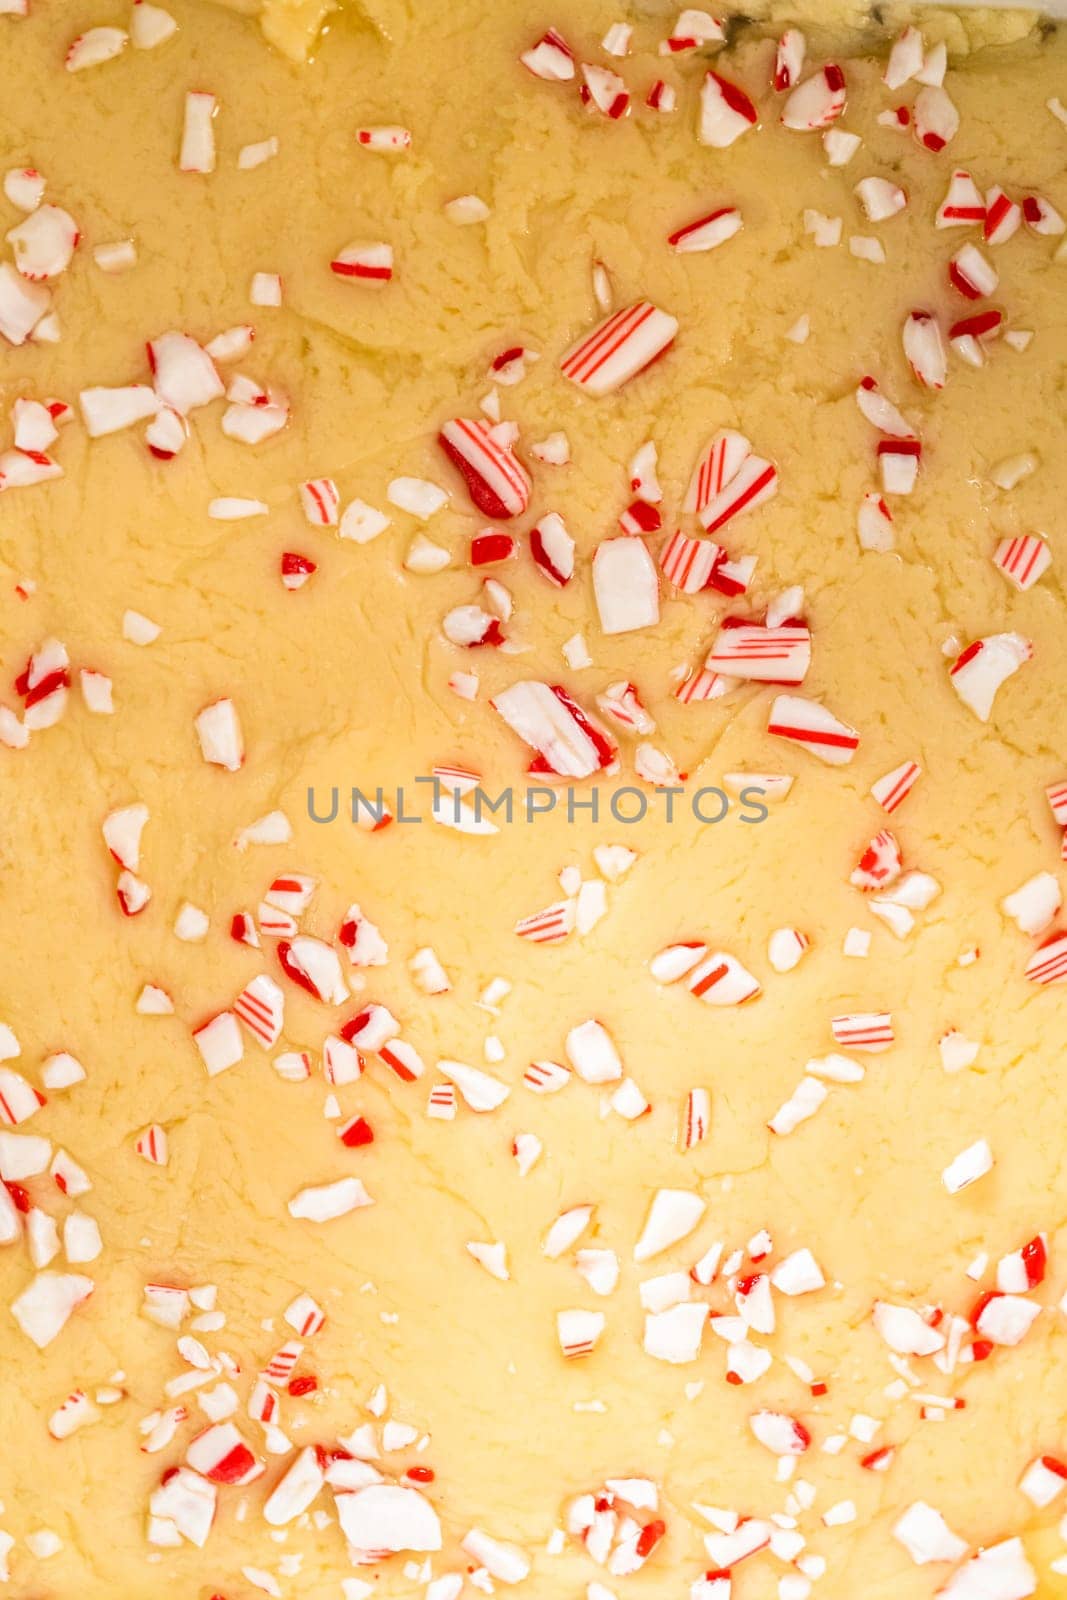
[949,243,997,300]
[668,207,742,254]
[288,1176,372,1222]
[336,1485,442,1553]
[903,310,947,389]
[492,680,615,778]
[330,242,393,281]
[774,29,806,92]
[892,1502,967,1566]
[698,72,759,148]
[634,1189,705,1262]
[561,302,678,396]
[913,85,958,152]
[781,65,846,131]
[592,536,659,635]
[942,1137,993,1194]
[993,535,1050,592]
[939,1538,1035,1600]
[949,633,1031,721]
[705,621,810,685]
[580,63,630,120]
[767,695,859,764]
[438,419,530,519]
[11,1270,93,1348]
[937,168,986,229]
[530,512,575,586]
[749,1410,811,1456]
[6,206,79,280]
[520,28,574,81]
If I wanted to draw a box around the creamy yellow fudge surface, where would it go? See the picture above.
[0,1,1066,1597]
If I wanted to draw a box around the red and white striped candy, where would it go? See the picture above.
[299,478,339,526]
[984,186,1021,245]
[884,25,924,89]
[660,10,725,53]
[950,308,1003,367]
[341,1003,399,1053]
[6,206,79,280]
[781,65,846,131]
[993,535,1050,592]
[323,1037,362,1087]
[831,1011,894,1051]
[0,1068,44,1126]
[560,302,678,396]
[438,419,530,519]
[330,242,393,281]
[913,86,958,151]
[850,829,902,890]
[949,632,1031,721]
[698,450,778,534]
[668,207,742,254]
[117,871,151,916]
[596,680,656,734]
[705,621,810,685]
[750,1410,810,1456]
[675,666,735,703]
[529,512,575,586]
[135,1124,168,1165]
[285,1293,326,1337]
[193,1012,243,1076]
[646,80,676,113]
[186,1423,262,1486]
[878,438,921,496]
[1026,931,1067,986]
[1019,1456,1067,1509]
[264,873,316,916]
[974,1291,1038,1344]
[687,952,760,1005]
[774,29,805,91]
[234,974,284,1048]
[681,1087,710,1149]
[281,552,315,589]
[857,490,894,550]
[854,379,910,438]
[519,28,575,81]
[557,1309,604,1359]
[936,169,985,229]
[767,927,808,972]
[514,901,575,944]
[767,695,859,764]
[618,498,661,535]
[871,759,921,813]
[699,72,759,148]
[949,243,997,300]
[379,1039,424,1082]
[470,531,516,566]
[49,1390,98,1440]
[277,936,347,1004]
[579,63,630,120]
[659,530,722,593]
[356,126,411,151]
[103,802,149,871]
[524,1059,571,1093]
[428,1083,456,1119]
[492,680,615,779]
[1023,194,1066,236]
[1046,780,1067,826]
[902,311,946,389]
